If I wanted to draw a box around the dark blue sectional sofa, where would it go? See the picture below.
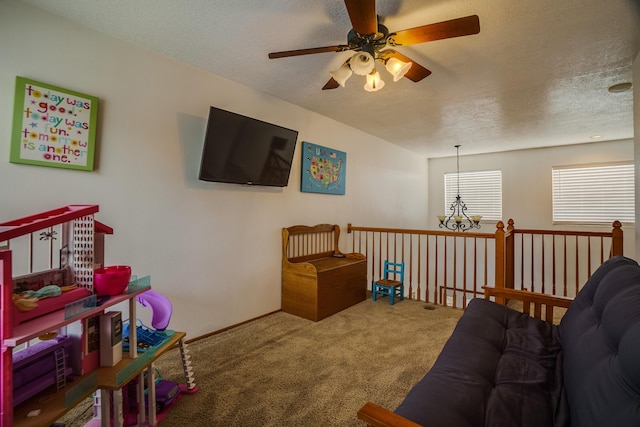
[358,256,640,427]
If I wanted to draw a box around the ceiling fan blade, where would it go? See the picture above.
[268,45,347,59]
[382,50,432,82]
[344,0,377,35]
[322,78,341,90]
[390,15,480,46]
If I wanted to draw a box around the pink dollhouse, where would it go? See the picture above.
[0,205,196,427]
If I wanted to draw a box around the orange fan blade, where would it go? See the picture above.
[390,15,480,46]
[344,0,377,36]
[268,45,347,59]
[381,50,432,82]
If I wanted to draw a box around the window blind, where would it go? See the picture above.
[444,170,502,221]
[552,163,635,224]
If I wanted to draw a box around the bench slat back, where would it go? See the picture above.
[283,224,340,263]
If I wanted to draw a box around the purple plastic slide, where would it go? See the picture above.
[136,290,173,331]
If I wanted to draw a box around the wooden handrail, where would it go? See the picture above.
[513,228,617,237]
[348,223,495,238]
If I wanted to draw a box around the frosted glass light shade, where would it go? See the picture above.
[386,57,412,81]
[329,63,353,87]
[364,70,385,92]
[350,52,375,76]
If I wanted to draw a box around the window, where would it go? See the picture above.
[552,163,635,224]
[444,170,502,221]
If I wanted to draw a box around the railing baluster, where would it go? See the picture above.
[552,235,557,296]
[540,234,546,293]
[377,232,382,281]
[452,236,457,307]
[575,237,579,297]
[520,234,524,290]
[587,237,592,278]
[408,234,413,299]
[563,235,568,297]
[463,237,468,308]
[416,236,421,301]
[425,235,430,303]
[530,234,534,292]
[473,237,478,298]
[435,236,439,304]
[483,238,488,295]
[443,236,448,305]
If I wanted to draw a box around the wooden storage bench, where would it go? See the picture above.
[282,224,366,321]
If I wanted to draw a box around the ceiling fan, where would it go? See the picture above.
[268,0,480,91]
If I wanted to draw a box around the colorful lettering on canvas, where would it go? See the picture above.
[19,84,93,167]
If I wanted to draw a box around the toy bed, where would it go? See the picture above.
[12,335,74,407]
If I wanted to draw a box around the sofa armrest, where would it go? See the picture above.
[357,402,422,427]
[484,286,573,322]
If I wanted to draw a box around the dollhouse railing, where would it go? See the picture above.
[346,220,623,308]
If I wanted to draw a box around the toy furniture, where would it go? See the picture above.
[12,335,74,407]
[282,224,367,321]
[372,260,405,305]
[358,255,640,427]
[0,205,196,427]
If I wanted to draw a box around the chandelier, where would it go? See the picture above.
[329,51,411,92]
[328,26,412,92]
[437,145,482,232]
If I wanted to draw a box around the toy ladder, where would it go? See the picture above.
[54,347,66,390]
[179,339,197,392]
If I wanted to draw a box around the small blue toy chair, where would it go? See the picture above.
[372,260,405,305]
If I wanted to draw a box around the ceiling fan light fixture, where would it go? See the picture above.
[364,70,385,92]
[385,57,412,81]
[350,52,375,76]
[330,62,353,87]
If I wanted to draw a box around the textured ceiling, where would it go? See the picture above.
[19,0,640,157]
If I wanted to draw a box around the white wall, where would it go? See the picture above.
[0,1,429,338]
[428,140,636,259]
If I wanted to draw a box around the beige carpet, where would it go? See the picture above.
[60,298,463,426]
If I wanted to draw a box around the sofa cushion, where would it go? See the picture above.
[395,298,566,427]
[559,256,640,427]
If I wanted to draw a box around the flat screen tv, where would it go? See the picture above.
[198,107,299,187]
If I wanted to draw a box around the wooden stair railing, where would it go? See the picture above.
[505,220,623,298]
[346,220,622,308]
[347,223,503,309]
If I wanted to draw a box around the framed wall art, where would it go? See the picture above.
[10,76,99,171]
[301,141,346,195]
